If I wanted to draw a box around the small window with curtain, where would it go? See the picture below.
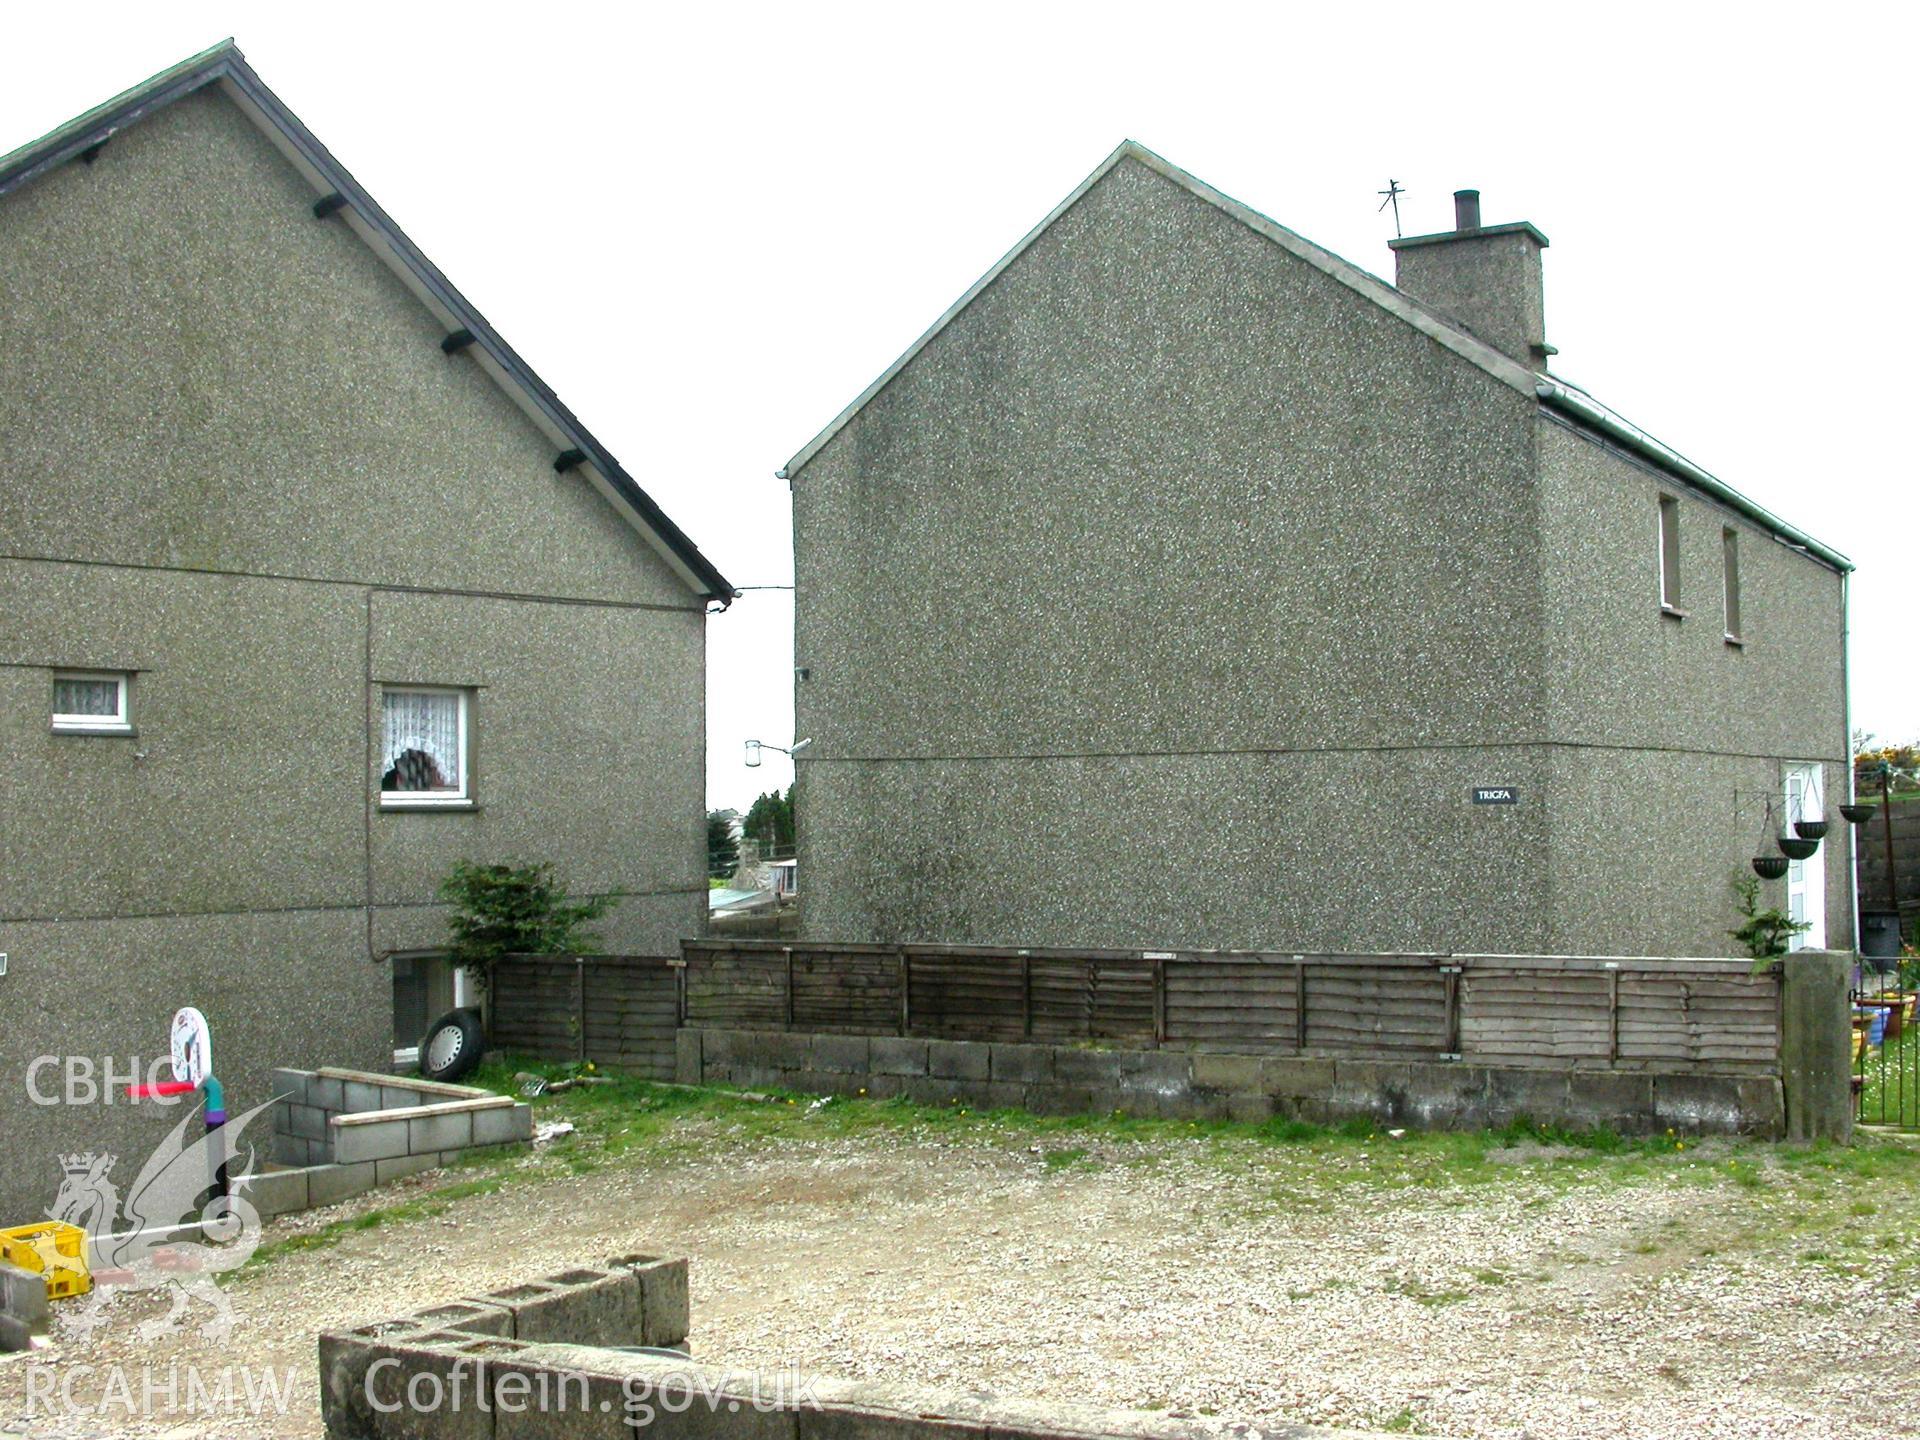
[1657,494,1682,615]
[52,671,131,733]
[380,687,470,806]
[1722,526,1742,644]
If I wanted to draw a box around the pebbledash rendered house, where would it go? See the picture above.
[0,43,731,1218]
[781,142,1853,961]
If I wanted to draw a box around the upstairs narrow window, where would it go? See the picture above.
[1722,526,1742,644]
[52,671,131,733]
[1658,495,1682,614]
[380,687,470,806]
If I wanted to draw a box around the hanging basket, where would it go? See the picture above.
[1794,819,1830,841]
[1751,855,1790,879]
[1777,835,1819,860]
[1840,803,1877,824]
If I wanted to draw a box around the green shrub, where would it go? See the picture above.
[439,860,614,993]
[1730,870,1808,969]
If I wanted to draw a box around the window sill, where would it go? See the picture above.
[1659,604,1687,621]
[1724,633,1745,649]
[51,723,134,736]
[379,797,476,812]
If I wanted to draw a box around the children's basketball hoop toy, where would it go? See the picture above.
[125,1006,230,1201]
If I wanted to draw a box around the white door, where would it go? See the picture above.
[1784,764,1826,951]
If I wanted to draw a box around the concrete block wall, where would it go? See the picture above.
[0,1260,49,1353]
[317,1254,1378,1440]
[319,1254,692,1437]
[679,1028,1787,1138]
[241,1068,534,1219]
[270,1067,511,1167]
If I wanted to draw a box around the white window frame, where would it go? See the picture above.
[51,670,132,734]
[379,686,471,808]
[1657,494,1683,615]
[1721,525,1743,645]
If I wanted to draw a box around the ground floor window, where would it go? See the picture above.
[52,670,131,733]
[380,687,469,805]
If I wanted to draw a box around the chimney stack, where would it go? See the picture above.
[1390,189,1553,372]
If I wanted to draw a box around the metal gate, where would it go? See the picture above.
[1854,970,1918,1129]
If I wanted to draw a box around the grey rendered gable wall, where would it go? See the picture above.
[0,87,694,612]
[782,140,1540,480]
[795,155,1551,950]
[0,84,708,1219]
[1533,417,1852,953]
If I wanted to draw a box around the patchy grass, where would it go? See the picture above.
[227,1055,1920,1287]
[1039,1146,1093,1171]
[233,1168,513,1276]
[459,1059,1920,1193]
[1387,1276,1471,1307]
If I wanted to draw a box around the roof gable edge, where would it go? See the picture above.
[0,40,238,199]
[0,42,735,604]
[779,140,1139,480]
[1129,145,1540,393]
[778,140,1537,479]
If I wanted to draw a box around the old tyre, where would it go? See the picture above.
[420,1007,485,1082]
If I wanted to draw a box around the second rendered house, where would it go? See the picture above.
[781,142,1853,961]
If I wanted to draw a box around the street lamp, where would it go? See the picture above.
[745,738,811,768]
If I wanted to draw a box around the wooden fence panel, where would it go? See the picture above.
[1026,955,1091,1040]
[792,945,903,1033]
[489,958,581,1056]
[904,948,1025,1040]
[490,955,679,1078]
[581,958,680,1079]
[683,946,787,1029]
[1088,959,1158,1041]
[671,943,1782,1075]
[1303,960,1450,1055]
[1460,966,1613,1066]
[1164,958,1300,1050]
[1615,971,1780,1070]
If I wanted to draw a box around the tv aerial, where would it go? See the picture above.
[1377,179,1406,237]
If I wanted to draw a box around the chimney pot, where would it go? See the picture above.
[1453,189,1482,231]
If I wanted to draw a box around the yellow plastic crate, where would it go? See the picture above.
[0,1220,92,1300]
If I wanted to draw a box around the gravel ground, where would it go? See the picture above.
[2,1115,1916,1440]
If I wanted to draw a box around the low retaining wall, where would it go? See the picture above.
[680,1028,1787,1137]
[318,1256,1377,1440]
[244,1068,534,1218]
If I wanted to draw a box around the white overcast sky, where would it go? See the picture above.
[4,3,1913,810]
